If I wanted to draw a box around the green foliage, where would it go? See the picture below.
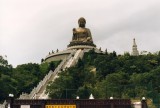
[98,72,129,98]
[47,50,160,101]
[0,55,61,102]
[46,58,96,99]
[1,49,160,104]
[12,63,40,94]
[0,56,14,102]
[0,74,17,102]
[77,84,92,99]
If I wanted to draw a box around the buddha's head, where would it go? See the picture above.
[78,17,86,28]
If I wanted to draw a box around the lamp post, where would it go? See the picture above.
[110,97,113,100]
[141,97,148,108]
[76,96,80,108]
[76,96,79,99]
[8,94,14,108]
[110,97,114,108]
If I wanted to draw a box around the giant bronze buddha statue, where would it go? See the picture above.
[68,17,96,48]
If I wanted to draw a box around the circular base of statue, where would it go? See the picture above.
[45,49,73,62]
[67,45,96,50]
[68,41,96,47]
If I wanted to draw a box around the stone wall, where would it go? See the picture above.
[45,50,73,62]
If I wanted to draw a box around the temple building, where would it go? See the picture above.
[131,38,139,56]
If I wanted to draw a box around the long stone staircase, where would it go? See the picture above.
[19,49,84,99]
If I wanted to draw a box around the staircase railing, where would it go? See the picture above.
[37,50,77,99]
[19,50,76,99]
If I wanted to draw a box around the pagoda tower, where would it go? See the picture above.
[131,38,139,56]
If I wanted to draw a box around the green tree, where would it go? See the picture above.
[97,72,129,98]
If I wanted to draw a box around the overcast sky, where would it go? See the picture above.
[1,0,160,67]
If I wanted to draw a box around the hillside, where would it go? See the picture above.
[46,49,160,102]
[1,49,160,104]
[0,55,60,102]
